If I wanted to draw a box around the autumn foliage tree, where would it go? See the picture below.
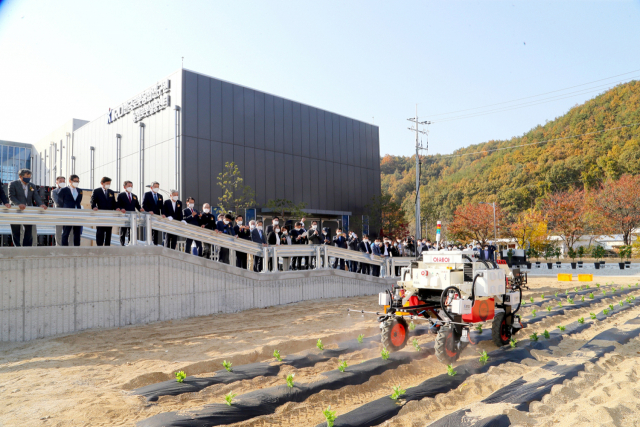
[589,174,640,245]
[509,209,548,250]
[541,190,587,250]
[449,203,504,244]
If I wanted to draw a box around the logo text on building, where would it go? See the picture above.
[107,79,171,124]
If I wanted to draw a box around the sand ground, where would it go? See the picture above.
[1,275,639,427]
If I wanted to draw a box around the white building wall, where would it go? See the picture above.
[34,119,89,186]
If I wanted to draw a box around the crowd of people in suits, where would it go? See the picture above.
[1,169,497,273]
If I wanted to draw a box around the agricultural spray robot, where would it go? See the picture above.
[354,250,528,364]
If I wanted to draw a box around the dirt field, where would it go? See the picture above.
[1,275,640,427]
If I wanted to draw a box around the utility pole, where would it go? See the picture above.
[407,105,430,240]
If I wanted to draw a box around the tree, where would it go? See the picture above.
[448,203,504,245]
[509,209,547,250]
[541,190,587,250]
[365,193,409,238]
[589,174,640,245]
[264,199,308,222]
[216,162,256,217]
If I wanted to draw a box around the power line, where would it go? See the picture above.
[426,68,640,118]
[431,76,640,123]
[440,122,640,159]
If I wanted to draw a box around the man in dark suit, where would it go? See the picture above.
[162,190,183,249]
[251,220,267,272]
[116,180,144,246]
[480,243,495,261]
[57,174,83,246]
[347,231,359,272]
[234,214,251,269]
[307,221,322,269]
[8,168,48,246]
[371,238,382,277]
[358,234,372,275]
[142,181,165,245]
[182,197,202,256]
[266,216,280,235]
[0,178,9,208]
[90,177,118,246]
[290,222,307,270]
[218,213,236,264]
[199,203,216,259]
[332,228,347,270]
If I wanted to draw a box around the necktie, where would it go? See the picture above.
[154,193,157,203]
[128,193,131,203]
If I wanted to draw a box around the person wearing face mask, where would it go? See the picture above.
[332,227,347,270]
[347,231,359,273]
[371,238,383,277]
[56,174,82,246]
[266,216,280,235]
[357,234,372,275]
[51,176,70,246]
[162,190,183,250]
[233,215,251,269]
[182,197,202,256]
[0,176,10,209]
[8,168,48,247]
[290,222,306,270]
[251,220,267,272]
[198,203,216,259]
[218,213,237,264]
[90,177,118,246]
[306,221,322,269]
[142,181,165,246]
[266,222,282,271]
[116,180,144,246]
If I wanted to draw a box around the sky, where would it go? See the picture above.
[0,0,639,157]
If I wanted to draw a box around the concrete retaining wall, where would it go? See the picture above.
[0,247,395,342]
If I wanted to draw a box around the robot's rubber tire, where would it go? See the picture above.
[381,317,409,351]
[435,325,461,364]
[492,312,511,347]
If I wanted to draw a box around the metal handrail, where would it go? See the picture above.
[0,207,414,277]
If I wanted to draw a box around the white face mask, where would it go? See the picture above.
[203,208,210,213]
[275,228,280,232]
[224,220,229,225]
[237,221,243,225]
[250,224,256,230]
[312,225,317,229]
[152,187,159,193]
[58,182,66,188]
[283,230,288,235]
[125,186,132,192]
[103,184,111,190]
[273,220,279,225]
[171,195,178,201]
[188,203,194,209]
[71,181,79,188]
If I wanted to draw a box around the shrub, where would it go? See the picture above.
[447,364,457,376]
[223,360,233,372]
[273,349,282,362]
[338,360,348,372]
[175,371,186,383]
[381,348,390,360]
[225,391,237,406]
[317,339,324,351]
[323,406,337,427]
[286,373,295,388]
[391,385,406,400]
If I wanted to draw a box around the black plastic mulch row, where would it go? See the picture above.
[316,296,640,427]
[430,315,640,427]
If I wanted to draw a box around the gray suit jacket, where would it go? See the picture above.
[51,187,63,207]
[8,180,43,207]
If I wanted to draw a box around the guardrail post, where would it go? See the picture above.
[323,246,329,269]
[262,247,269,273]
[315,246,321,270]
[390,258,395,277]
[272,247,278,273]
[129,212,138,246]
[145,214,152,246]
[230,248,236,267]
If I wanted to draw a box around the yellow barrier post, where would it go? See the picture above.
[557,273,573,281]
[578,274,593,282]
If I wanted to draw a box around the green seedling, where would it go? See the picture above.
[479,350,489,364]
[357,334,364,344]
[541,293,545,299]
[316,339,324,351]
[609,304,614,311]
[522,301,526,306]
[223,360,233,372]
[557,301,563,307]
[586,284,590,289]
[555,292,559,297]
[574,287,579,292]
[286,373,295,388]
[596,283,601,288]
[381,347,390,360]
[175,371,186,383]
[531,309,537,317]
[510,338,517,348]
[565,290,569,295]
[530,332,539,341]
[567,298,574,304]
[547,306,552,312]
[557,325,566,332]
[323,406,337,427]
[447,364,457,376]
[590,312,597,319]
[224,391,237,406]
[629,285,632,289]
[273,349,282,362]
[612,288,617,293]
[603,308,609,315]
[391,385,406,400]
[409,321,416,331]
[636,283,639,287]
[578,317,585,324]
[620,301,625,307]
[581,295,585,302]
[543,329,550,339]
[589,293,594,299]
[412,338,422,352]
[475,325,482,333]
[338,360,348,372]
[529,296,534,303]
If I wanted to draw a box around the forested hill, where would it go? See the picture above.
[381,80,640,229]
